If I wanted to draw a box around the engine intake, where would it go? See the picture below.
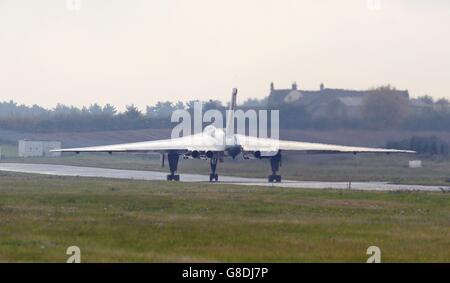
[206,151,214,159]
[243,151,259,160]
[191,150,200,159]
[254,150,279,158]
[188,150,215,159]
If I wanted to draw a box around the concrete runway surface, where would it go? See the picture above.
[0,163,448,192]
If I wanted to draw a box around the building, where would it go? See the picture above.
[410,97,450,114]
[18,140,62,158]
[267,82,410,118]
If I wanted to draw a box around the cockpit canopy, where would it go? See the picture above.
[203,125,225,140]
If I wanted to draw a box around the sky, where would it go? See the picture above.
[0,0,449,110]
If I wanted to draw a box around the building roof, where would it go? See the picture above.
[267,83,409,107]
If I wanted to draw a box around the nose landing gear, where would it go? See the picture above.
[166,152,180,181]
[268,152,282,183]
[209,155,219,182]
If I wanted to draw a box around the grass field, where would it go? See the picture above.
[0,172,448,262]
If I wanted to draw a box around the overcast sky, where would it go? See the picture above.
[0,0,449,110]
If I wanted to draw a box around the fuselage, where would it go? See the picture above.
[186,125,242,158]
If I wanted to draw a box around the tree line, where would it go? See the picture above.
[0,99,228,132]
[387,136,449,156]
[1,88,450,132]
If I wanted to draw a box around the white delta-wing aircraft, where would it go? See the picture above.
[53,89,414,182]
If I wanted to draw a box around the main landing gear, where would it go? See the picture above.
[166,152,180,181]
[268,152,282,183]
[209,155,219,182]
[164,150,281,183]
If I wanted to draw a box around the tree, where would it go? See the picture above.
[241,97,268,108]
[387,136,449,156]
[418,95,434,104]
[361,86,410,129]
[124,104,142,119]
[204,99,224,111]
[102,104,117,116]
[146,101,175,118]
[88,104,103,115]
[435,98,449,113]
[52,104,82,116]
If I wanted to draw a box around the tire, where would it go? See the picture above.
[275,175,282,183]
[167,175,180,181]
[210,174,218,182]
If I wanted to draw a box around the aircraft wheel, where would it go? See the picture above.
[167,174,180,181]
[268,175,281,183]
[209,174,218,182]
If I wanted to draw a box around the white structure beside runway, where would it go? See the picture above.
[18,140,62,158]
[409,160,422,168]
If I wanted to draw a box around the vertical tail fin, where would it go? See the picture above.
[226,88,238,137]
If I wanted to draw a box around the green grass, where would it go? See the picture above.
[0,143,19,159]
[0,172,448,262]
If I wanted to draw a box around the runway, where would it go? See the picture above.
[0,163,448,192]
